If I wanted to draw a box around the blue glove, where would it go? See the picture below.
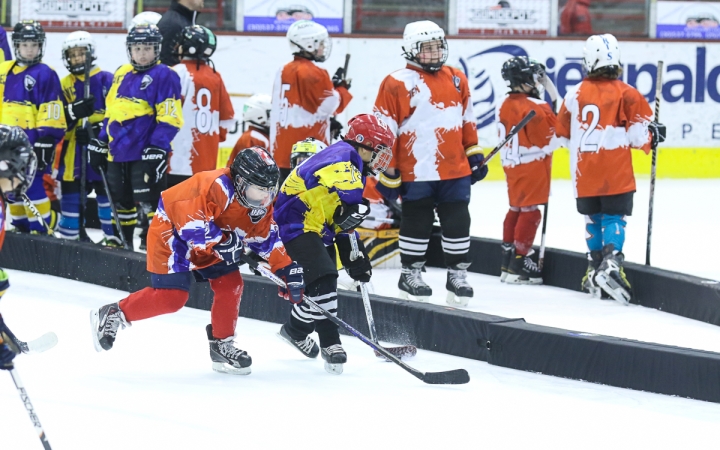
[275,262,305,304]
[377,171,402,202]
[466,145,488,184]
[214,230,244,264]
[0,268,8,300]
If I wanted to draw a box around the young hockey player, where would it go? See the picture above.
[2,21,66,234]
[556,34,666,305]
[289,137,326,169]
[87,24,183,251]
[373,20,487,307]
[270,20,352,183]
[132,11,162,27]
[90,147,304,375]
[169,25,235,187]
[497,56,559,285]
[226,94,271,167]
[273,113,394,375]
[56,31,116,243]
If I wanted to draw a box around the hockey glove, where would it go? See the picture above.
[377,170,402,202]
[330,116,343,141]
[648,122,666,148]
[466,145,488,185]
[336,234,372,283]
[332,67,351,90]
[0,269,8,300]
[275,262,305,304]
[142,146,168,185]
[75,127,90,147]
[33,137,55,171]
[66,95,96,122]
[0,314,17,370]
[334,199,370,232]
[214,230,244,264]
[87,138,109,174]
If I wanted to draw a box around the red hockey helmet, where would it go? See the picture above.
[344,114,395,175]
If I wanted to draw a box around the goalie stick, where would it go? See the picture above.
[240,253,469,385]
[349,233,417,359]
[477,109,536,168]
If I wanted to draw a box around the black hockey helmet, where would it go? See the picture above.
[12,20,46,65]
[176,25,217,62]
[0,125,36,200]
[229,147,280,209]
[501,56,545,98]
[126,24,162,71]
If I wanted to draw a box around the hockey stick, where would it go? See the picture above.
[538,202,549,271]
[77,48,92,243]
[349,233,417,359]
[8,367,53,449]
[479,110,536,168]
[343,53,351,82]
[645,61,664,266]
[20,194,54,236]
[240,253,469,385]
[97,167,130,250]
[14,332,59,355]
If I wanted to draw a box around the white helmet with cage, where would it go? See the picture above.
[242,94,272,129]
[132,11,162,28]
[402,20,448,72]
[582,34,621,74]
[62,31,96,75]
[286,20,331,62]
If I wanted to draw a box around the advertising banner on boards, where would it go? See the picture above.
[456,0,551,35]
[243,0,344,33]
[657,1,720,40]
[18,0,128,29]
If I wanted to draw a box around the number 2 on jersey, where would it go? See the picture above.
[580,104,600,152]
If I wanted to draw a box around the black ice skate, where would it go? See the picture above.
[90,302,129,352]
[277,324,319,358]
[321,344,347,375]
[594,246,632,306]
[505,249,542,285]
[446,263,473,307]
[206,325,252,375]
[398,262,432,302]
[581,251,603,297]
[500,243,514,282]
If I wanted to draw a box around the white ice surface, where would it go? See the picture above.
[2,270,720,450]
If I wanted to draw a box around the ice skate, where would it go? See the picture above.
[581,251,603,297]
[500,243,514,282]
[277,324,319,358]
[505,249,542,285]
[594,247,632,306]
[398,262,432,302]
[321,344,347,375]
[90,302,129,352]
[206,325,252,375]
[446,263,473,307]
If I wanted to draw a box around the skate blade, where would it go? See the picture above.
[324,362,344,375]
[398,290,430,302]
[212,362,251,375]
[505,275,542,285]
[445,291,470,307]
[500,271,508,283]
[89,309,104,353]
[595,273,630,306]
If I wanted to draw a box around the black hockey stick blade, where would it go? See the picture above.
[422,368,470,385]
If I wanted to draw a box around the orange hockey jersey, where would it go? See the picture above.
[226,126,269,168]
[497,93,558,207]
[170,61,236,176]
[269,56,352,169]
[373,64,477,182]
[146,169,291,275]
[556,78,653,198]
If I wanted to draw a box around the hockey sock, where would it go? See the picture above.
[585,214,603,252]
[437,201,472,267]
[514,209,541,256]
[503,208,520,243]
[117,205,137,248]
[601,214,626,252]
[208,270,244,339]
[96,195,115,239]
[8,203,30,232]
[399,197,435,266]
[58,192,80,239]
[119,287,189,322]
[288,275,338,344]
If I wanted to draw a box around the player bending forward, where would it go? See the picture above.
[273,114,395,375]
[90,148,305,375]
[497,56,559,284]
[227,94,272,166]
[555,34,665,304]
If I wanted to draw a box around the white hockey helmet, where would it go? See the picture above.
[62,31,96,75]
[243,94,272,129]
[402,20,448,72]
[582,34,621,74]
[132,11,162,28]
[286,20,331,62]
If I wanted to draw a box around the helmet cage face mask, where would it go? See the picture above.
[0,146,36,200]
[405,38,448,72]
[62,32,97,75]
[234,176,277,209]
[126,25,162,71]
[290,138,327,169]
[368,144,392,175]
[13,21,46,66]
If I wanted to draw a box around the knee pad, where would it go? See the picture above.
[585,214,602,251]
[602,214,627,252]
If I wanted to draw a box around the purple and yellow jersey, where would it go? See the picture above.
[0,28,11,62]
[58,67,113,182]
[101,63,183,163]
[0,61,66,145]
[273,141,366,246]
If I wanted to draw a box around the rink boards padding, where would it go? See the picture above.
[4,232,720,403]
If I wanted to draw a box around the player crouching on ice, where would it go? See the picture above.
[272,114,395,375]
[90,148,305,375]
[556,34,666,305]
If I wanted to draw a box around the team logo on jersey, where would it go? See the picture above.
[24,75,36,91]
[140,74,153,90]
[453,75,461,93]
[248,207,267,223]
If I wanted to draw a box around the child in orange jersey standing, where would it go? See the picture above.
[556,34,666,305]
[226,94,271,167]
[373,20,487,307]
[497,56,560,285]
[269,20,352,184]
